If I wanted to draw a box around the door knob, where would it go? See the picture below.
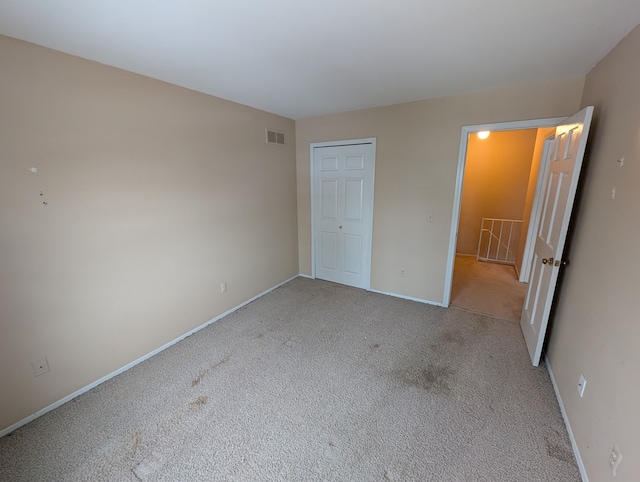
[542,257,554,265]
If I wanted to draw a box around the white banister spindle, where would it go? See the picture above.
[499,221,505,260]
[506,222,514,262]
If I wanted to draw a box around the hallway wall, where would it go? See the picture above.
[457,129,538,257]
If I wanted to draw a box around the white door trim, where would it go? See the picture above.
[443,118,566,307]
[310,137,377,287]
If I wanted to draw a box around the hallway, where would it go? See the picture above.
[450,255,527,321]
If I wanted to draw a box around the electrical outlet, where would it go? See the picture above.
[220,281,227,293]
[577,374,587,397]
[400,269,406,278]
[609,444,622,476]
[31,357,50,377]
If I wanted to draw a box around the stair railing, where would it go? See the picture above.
[476,217,523,265]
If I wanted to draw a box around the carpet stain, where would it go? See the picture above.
[132,451,164,481]
[255,333,264,339]
[191,370,206,387]
[131,431,143,454]
[369,343,380,350]
[211,356,230,370]
[191,356,230,387]
[323,440,339,459]
[441,330,465,345]
[545,438,576,465]
[189,396,208,408]
[396,365,454,394]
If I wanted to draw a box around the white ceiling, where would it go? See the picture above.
[1,1,640,120]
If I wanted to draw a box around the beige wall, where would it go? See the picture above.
[515,127,556,273]
[546,24,640,482]
[0,36,298,432]
[457,129,537,257]
[296,77,585,303]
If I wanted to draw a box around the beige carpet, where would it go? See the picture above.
[0,278,579,481]
[451,255,527,321]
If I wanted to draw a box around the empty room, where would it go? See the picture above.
[1,2,639,481]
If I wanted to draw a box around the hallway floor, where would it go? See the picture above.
[450,255,527,321]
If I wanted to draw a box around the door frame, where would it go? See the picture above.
[310,137,377,287]
[442,118,565,307]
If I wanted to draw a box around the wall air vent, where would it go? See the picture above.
[266,129,285,145]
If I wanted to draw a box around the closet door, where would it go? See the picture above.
[313,143,375,289]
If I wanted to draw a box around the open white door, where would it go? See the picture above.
[519,134,555,283]
[520,106,594,366]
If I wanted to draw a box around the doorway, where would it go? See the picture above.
[450,128,540,320]
[443,118,565,312]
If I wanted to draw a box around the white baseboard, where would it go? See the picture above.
[297,275,444,307]
[0,275,298,439]
[367,288,445,307]
[545,355,589,482]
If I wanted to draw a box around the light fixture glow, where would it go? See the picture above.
[477,131,490,140]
